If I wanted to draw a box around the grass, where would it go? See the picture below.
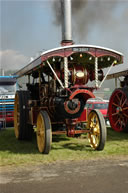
[0,127,128,166]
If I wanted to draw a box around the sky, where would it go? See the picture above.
[0,0,128,74]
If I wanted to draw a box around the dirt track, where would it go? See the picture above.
[0,157,128,193]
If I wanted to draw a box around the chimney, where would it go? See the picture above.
[61,0,73,46]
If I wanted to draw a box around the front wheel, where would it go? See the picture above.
[87,109,107,151]
[36,111,52,154]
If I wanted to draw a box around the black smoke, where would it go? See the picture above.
[52,0,127,42]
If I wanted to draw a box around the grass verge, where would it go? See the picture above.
[0,127,128,166]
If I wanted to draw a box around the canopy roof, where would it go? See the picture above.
[107,69,128,80]
[15,44,124,77]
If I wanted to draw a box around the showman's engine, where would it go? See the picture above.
[14,0,124,154]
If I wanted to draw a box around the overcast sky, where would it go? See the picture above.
[0,0,128,73]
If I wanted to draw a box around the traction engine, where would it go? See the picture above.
[13,0,124,154]
[14,45,123,154]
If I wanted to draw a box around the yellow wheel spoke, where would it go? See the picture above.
[40,130,44,137]
[36,112,45,153]
[87,111,101,150]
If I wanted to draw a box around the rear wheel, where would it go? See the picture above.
[87,109,106,151]
[14,91,33,140]
[36,111,52,154]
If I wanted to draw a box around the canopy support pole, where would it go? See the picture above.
[99,60,117,88]
[95,57,98,88]
[64,57,68,88]
[47,60,64,89]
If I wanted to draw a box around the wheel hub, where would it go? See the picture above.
[87,109,106,151]
[118,106,122,113]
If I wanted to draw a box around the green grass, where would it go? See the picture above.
[0,127,128,166]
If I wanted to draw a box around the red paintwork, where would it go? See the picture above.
[79,100,108,122]
[99,109,108,118]
[61,40,73,46]
[108,88,128,132]
[64,100,81,114]
[41,47,123,63]
[66,119,77,137]
[72,66,89,85]
[69,89,95,101]
[66,89,95,123]
[77,108,87,122]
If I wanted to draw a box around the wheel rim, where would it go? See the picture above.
[14,93,20,138]
[108,89,128,132]
[87,111,100,149]
[36,112,45,153]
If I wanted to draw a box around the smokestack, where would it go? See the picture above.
[61,0,73,46]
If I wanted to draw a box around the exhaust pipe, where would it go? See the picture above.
[61,0,73,46]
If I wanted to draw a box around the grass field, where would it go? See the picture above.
[0,127,128,166]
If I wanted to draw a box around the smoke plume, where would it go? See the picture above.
[52,0,127,42]
[52,0,87,25]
